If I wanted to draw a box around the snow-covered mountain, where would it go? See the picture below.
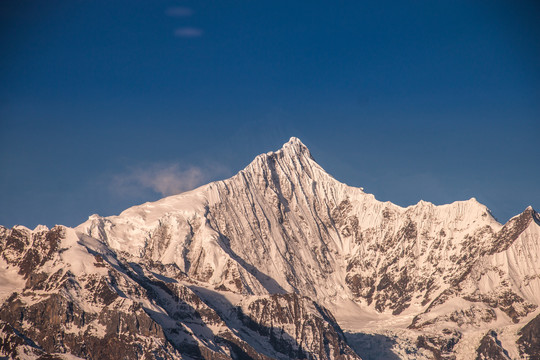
[1,137,539,359]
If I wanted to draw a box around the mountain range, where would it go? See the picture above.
[1,137,539,359]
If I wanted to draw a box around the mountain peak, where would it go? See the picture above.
[286,136,304,146]
[245,137,315,174]
[235,136,337,200]
[279,136,312,158]
[489,205,539,254]
[525,205,540,226]
[520,205,537,219]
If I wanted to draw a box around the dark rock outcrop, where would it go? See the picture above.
[475,330,510,360]
[518,313,540,359]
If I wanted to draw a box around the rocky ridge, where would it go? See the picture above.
[0,223,359,359]
[1,137,540,359]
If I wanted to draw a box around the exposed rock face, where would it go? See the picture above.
[518,313,540,359]
[0,227,185,360]
[0,320,45,359]
[0,225,361,359]
[2,137,540,359]
[416,329,462,360]
[236,293,358,360]
[1,225,62,277]
[475,330,510,360]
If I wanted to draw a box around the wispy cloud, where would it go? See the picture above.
[174,27,203,38]
[165,6,193,17]
[111,163,228,197]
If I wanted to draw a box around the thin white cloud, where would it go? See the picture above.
[174,27,203,38]
[111,163,227,197]
[165,7,193,17]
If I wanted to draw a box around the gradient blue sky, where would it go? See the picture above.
[1,0,539,228]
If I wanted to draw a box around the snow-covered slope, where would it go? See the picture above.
[77,138,504,313]
[2,137,540,359]
[0,224,359,360]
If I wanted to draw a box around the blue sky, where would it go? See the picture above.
[1,0,539,228]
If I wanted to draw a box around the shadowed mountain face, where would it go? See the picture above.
[1,137,540,359]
